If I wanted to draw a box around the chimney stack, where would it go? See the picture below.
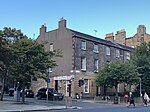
[137,25,146,34]
[115,29,126,45]
[105,33,114,42]
[58,17,66,29]
[40,23,47,36]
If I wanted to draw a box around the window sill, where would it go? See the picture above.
[81,48,86,51]
[93,51,99,53]
[94,70,98,73]
[81,69,86,72]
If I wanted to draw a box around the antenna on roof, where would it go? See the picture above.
[94,30,97,36]
[33,33,35,39]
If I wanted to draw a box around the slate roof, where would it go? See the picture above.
[69,29,133,51]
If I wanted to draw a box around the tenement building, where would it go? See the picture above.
[106,25,150,48]
[35,18,133,98]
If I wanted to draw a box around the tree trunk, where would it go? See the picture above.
[21,81,25,103]
[0,69,7,101]
[115,83,118,97]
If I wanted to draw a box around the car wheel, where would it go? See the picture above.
[51,97,55,101]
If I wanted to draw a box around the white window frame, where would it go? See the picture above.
[93,43,99,53]
[131,46,135,48]
[106,46,110,55]
[126,52,130,60]
[50,43,53,51]
[116,49,120,58]
[81,41,86,50]
[81,57,86,71]
[94,59,98,72]
[84,79,89,93]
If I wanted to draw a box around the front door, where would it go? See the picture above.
[55,80,58,92]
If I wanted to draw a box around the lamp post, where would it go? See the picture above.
[139,77,142,97]
[70,70,80,98]
[46,68,52,103]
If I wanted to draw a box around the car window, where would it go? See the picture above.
[49,88,57,94]
[39,88,46,92]
[27,90,32,92]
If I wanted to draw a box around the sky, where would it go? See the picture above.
[1,0,150,39]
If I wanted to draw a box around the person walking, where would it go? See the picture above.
[127,92,135,107]
[143,92,149,106]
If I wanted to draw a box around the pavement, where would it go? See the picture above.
[0,98,79,112]
[0,97,145,112]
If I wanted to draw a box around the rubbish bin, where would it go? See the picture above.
[14,91,20,102]
[114,96,118,104]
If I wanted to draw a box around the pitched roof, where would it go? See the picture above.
[69,29,133,51]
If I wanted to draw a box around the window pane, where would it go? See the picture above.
[126,52,130,60]
[116,49,120,58]
[93,44,98,53]
[50,43,53,51]
[106,46,110,55]
[84,79,89,93]
[81,57,86,71]
[94,59,98,72]
[81,41,86,50]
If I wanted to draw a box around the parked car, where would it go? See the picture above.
[36,88,64,101]
[8,88,15,96]
[20,89,34,98]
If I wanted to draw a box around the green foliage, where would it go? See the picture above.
[131,42,150,92]
[0,27,61,102]
[0,27,27,72]
[96,60,138,87]
[95,60,139,96]
[9,38,59,81]
[0,27,27,101]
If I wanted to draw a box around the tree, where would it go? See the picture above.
[0,27,26,101]
[9,38,61,103]
[95,60,139,97]
[0,27,61,103]
[131,42,150,93]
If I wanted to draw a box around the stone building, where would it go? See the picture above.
[107,25,150,48]
[35,18,133,98]
[126,25,150,47]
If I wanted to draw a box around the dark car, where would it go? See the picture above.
[8,88,15,96]
[36,88,63,101]
[20,89,34,98]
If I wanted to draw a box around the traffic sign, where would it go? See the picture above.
[46,79,50,83]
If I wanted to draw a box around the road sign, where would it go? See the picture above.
[47,79,50,83]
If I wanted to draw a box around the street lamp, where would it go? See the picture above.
[46,68,52,103]
[70,70,80,98]
[139,77,142,97]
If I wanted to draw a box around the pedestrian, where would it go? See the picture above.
[124,93,129,103]
[143,92,149,106]
[127,92,135,107]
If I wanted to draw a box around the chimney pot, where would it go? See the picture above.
[105,33,114,42]
[59,18,66,29]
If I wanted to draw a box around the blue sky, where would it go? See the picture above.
[1,0,150,39]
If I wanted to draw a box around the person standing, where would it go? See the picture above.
[143,92,149,106]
